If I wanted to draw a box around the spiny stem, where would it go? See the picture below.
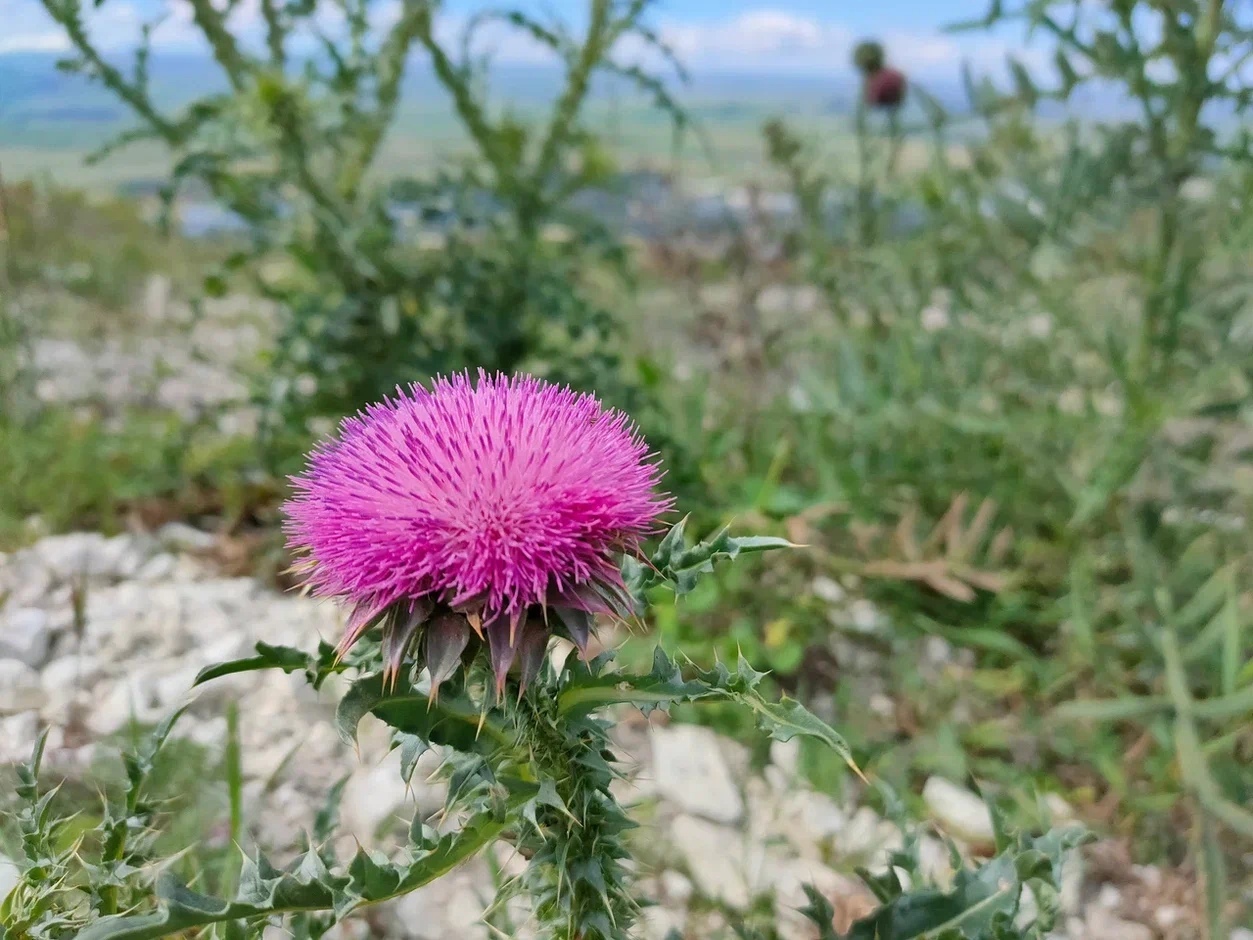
[513,689,636,940]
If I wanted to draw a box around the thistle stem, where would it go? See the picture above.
[513,687,636,940]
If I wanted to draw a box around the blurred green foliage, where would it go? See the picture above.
[37,0,690,480]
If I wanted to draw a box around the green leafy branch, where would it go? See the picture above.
[626,515,795,602]
[76,785,535,940]
[557,647,864,780]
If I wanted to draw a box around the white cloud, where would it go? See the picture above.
[0,0,179,55]
[0,0,68,53]
[0,31,68,54]
[661,10,849,64]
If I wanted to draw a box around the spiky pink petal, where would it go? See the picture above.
[285,370,671,638]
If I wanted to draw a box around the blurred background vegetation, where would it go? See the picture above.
[1,0,1251,933]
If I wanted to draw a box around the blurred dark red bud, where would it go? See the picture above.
[865,67,907,109]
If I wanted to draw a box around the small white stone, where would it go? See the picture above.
[0,608,54,667]
[442,880,487,932]
[1153,905,1185,930]
[0,660,46,714]
[0,556,54,610]
[641,905,686,940]
[340,746,444,847]
[1059,853,1084,916]
[321,920,371,940]
[869,694,895,719]
[1095,391,1123,418]
[136,554,180,582]
[921,305,950,332]
[769,738,801,780]
[922,777,995,845]
[922,636,954,668]
[770,858,872,940]
[660,869,694,904]
[33,532,149,582]
[0,856,19,903]
[41,654,102,696]
[489,840,528,880]
[1016,883,1039,930]
[157,522,217,553]
[1130,864,1161,890]
[811,577,846,606]
[1096,883,1121,909]
[0,712,39,763]
[650,724,744,825]
[143,274,171,322]
[1044,793,1076,823]
[917,835,955,889]
[835,806,901,867]
[671,814,751,910]
[175,715,229,749]
[1058,387,1085,414]
[847,599,885,634]
[788,384,813,413]
[1082,905,1152,940]
[770,789,848,859]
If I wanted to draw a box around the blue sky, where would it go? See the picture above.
[0,0,1035,79]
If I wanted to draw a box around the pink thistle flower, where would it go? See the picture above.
[283,371,672,697]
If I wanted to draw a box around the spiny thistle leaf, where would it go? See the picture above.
[557,647,711,716]
[626,519,797,601]
[824,819,1092,940]
[335,672,516,753]
[76,789,537,940]
[558,647,863,778]
[394,732,431,785]
[194,640,344,690]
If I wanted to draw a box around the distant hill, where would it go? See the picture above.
[0,50,969,141]
[4,48,1235,190]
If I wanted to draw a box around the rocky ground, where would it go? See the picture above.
[22,281,261,434]
[0,529,1230,940]
[4,275,1245,936]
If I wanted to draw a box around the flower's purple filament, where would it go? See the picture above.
[284,371,672,641]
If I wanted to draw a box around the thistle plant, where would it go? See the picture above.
[2,372,1093,940]
[0,372,830,940]
[852,40,908,112]
[764,37,921,322]
[36,0,687,473]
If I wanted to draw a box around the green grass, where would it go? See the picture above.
[0,407,266,550]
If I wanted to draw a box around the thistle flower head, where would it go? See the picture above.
[284,371,672,697]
